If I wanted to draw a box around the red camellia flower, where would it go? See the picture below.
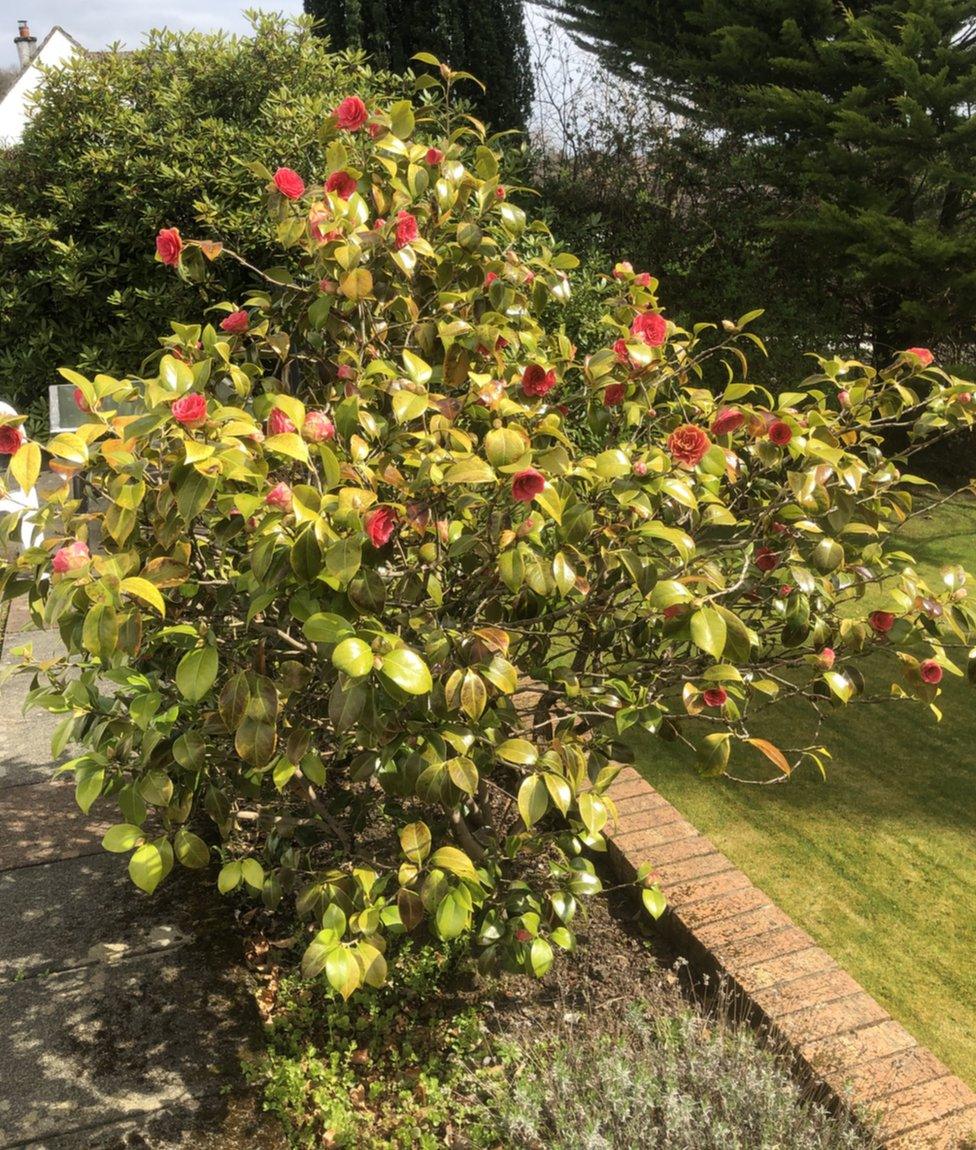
[335,95,369,131]
[171,392,207,429]
[768,420,793,445]
[633,460,649,477]
[395,210,419,249]
[633,272,652,287]
[612,338,633,365]
[267,407,296,436]
[702,687,728,708]
[73,388,91,413]
[52,540,90,574]
[365,506,398,548]
[303,411,335,443]
[155,227,183,266]
[869,610,896,634]
[512,468,546,503]
[367,120,384,139]
[603,383,625,407]
[265,482,293,512]
[631,311,667,347]
[495,185,506,199]
[325,170,357,200]
[906,347,934,367]
[711,407,744,436]
[219,310,249,334]
[484,271,499,287]
[273,167,305,199]
[667,424,711,469]
[425,147,444,165]
[819,647,836,670]
[521,364,557,398]
[755,547,779,572]
[919,659,943,685]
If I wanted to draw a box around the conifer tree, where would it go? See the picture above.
[305,0,534,131]
[546,0,976,358]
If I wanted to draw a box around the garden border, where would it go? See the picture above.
[606,765,976,1149]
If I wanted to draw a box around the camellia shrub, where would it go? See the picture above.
[2,61,975,999]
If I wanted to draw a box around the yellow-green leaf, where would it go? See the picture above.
[119,577,166,616]
[9,441,41,492]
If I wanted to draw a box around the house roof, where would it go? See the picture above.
[29,26,86,59]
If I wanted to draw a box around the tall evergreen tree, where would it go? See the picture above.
[545,0,976,360]
[304,0,534,132]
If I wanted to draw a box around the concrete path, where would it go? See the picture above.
[0,599,284,1150]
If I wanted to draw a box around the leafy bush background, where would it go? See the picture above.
[0,15,400,416]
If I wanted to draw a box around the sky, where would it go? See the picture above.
[0,2,597,142]
[1,3,306,68]
[1,2,589,77]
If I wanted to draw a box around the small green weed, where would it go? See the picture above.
[245,940,497,1148]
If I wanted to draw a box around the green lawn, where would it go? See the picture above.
[633,496,976,1085]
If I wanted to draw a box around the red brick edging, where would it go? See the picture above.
[607,766,976,1149]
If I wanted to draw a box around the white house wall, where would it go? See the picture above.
[0,29,80,146]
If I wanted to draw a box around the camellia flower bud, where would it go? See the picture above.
[711,407,744,436]
[755,547,779,572]
[365,507,398,548]
[219,310,249,335]
[905,347,934,367]
[52,540,90,573]
[267,408,296,436]
[303,411,335,443]
[265,482,293,512]
[869,610,896,634]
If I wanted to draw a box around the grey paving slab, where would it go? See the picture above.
[0,944,260,1147]
[0,781,111,871]
[0,599,284,1150]
[0,853,202,982]
[0,629,66,789]
[23,1092,285,1149]
[0,721,62,789]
